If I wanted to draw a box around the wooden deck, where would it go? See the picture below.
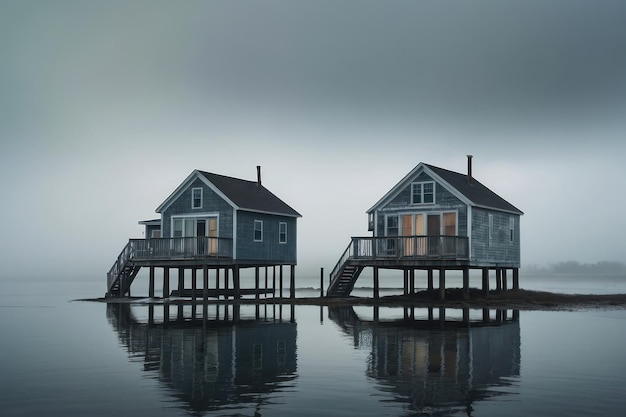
[326,236,519,298]
[106,237,296,298]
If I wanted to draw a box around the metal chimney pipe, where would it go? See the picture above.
[256,165,262,187]
[467,155,473,184]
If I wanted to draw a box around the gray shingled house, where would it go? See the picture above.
[107,167,301,298]
[327,157,523,298]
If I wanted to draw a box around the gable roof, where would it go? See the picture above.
[156,170,301,217]
[368,162,523,215]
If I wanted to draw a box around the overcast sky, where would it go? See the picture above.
[1,0,625,281]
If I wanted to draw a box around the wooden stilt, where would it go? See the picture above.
[163,267,170,298]
[403,270,409,295]
[462,267,470,300]
[191,268,197,300]
[320,268,324,297]
[428,269,434,291]
[279,266,284,298]
[149,266,155,298]
[203,264,209,300]
[482,308,490,322]
[224,268,230,299]
[255,267,260,300]
[409,269,415,295]
[234,266,241,299]
[178,268,184,294]
[439,268,446,300]
[373,267,379,299]
[502,269,508,291]
[496,268,502,291]
[272,266,276,298]
[482,268,489,296]
[513,268,520,290]
[290,265,295,299]
[264,266,268,298]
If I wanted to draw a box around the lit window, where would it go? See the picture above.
[254,220,263,242]
[279,222,287,244]
[192,188,203,209]
[411,181,435,204]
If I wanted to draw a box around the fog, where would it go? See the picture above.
[1,1,625,281]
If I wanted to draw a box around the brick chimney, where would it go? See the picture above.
[467,155,473,184]
[256,165,262,187]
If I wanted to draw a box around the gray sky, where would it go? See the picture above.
[1,0,625,280]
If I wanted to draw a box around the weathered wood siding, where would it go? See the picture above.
[471,207,520,267]
[236,211,297,263]
[161,178,234,239]
[374,171,468,237]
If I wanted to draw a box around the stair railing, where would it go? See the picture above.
[107,241,134,293]
[327,240,354,293]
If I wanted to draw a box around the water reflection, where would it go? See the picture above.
[329,306,520,416]
[107,303,297,415]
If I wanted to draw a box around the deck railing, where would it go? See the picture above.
[128,237,234,260]
[351,235,469,260]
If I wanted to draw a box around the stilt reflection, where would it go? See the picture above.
[328,306,520,416]
[107,303,297,415]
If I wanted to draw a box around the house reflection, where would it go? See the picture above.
[107,303,297,415]
[328,306,520,416]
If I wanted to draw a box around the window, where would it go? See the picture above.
[173,218,183,237]
[488,214,493,246]
[509,217,515,242]
[386,215,399,236]
[411,181,435,204]
[254,220,263,242]
[279,222,287,244]
[443,212,456,236]
[191,188,203,209]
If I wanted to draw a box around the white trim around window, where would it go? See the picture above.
[411,181,435,205]
[254,220,263,242]
[279,222,287,244]
[191,187,203,209]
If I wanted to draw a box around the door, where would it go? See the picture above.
[196,220,206,254]
[427,214,440,255]
[401,215,414,256]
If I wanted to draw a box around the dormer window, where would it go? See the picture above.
[411,181,435,204]
[192,188,203,209]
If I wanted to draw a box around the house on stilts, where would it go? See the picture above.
[106,167,301,299]
[326,156,523,299]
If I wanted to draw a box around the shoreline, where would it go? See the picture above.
[77,288,626,311]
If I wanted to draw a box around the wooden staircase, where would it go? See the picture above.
[107,241,141,297]
[326,240,364,297]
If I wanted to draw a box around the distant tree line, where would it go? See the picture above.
[524,261,626,274]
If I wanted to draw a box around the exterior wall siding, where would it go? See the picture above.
[236,211,297,263]
[471,207,521,267]
[161,178,234,238]
[375,172,468,237]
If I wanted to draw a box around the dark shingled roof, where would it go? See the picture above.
[198,171,301,217]
[425,164,523,214]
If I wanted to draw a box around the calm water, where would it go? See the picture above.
[1,274,626,416]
